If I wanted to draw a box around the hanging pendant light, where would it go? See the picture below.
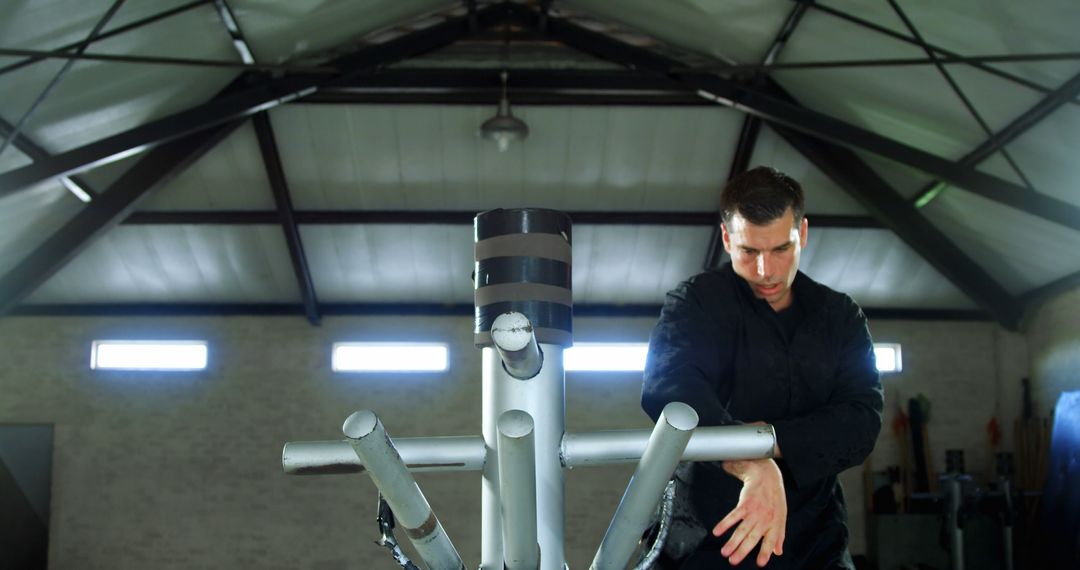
[480,71,529,152]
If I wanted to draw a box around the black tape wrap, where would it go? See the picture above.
[474,208,573,347]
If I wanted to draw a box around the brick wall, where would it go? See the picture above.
[0,314,1031,568]
[1025,286,1080,417]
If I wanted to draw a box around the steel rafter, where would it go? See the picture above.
[0,0,211,77]
[0,117,96,201]
[8,302,989,322]
[1020,270,1080,313]
[0,0,126,160]
[502,3,1020,327]
[789,0,1080,106]
[0,2,510,198]
[912,69,1080,207]
[510,4,1080,232]
[774,123,1021,329]
[252,112,320,326]
[0,122,242,317]
[211,0,256,64]
[119,210,881,228]
[704,1,809,270]
[0,47,338,74]
[301,69,707,106]
[678,52,1080,74]
[885,0,1033,192]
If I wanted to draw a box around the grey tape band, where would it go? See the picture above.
[475,233,572,264]
[474,282,573,307]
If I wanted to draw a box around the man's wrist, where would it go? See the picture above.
[722,458,777,483]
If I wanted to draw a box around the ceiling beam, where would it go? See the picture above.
[0,122,243,317]
[704,1,809,270]
[515,4,1080,233]
[119,210,882,228]
[792,0,1080,106]
[252,112,320,326]
[492,4,1019,327]
[0,117,96,202]
[1020,269,1080,315]
[0,2,510,198]
[774,124,1022,329]
[8,302,990,322]
[211,0,256,65]
[301,69,708,106]
[911,69,1080,207]
[0,0,125,161]
[0,0,211,77]
[885,0,1034,192]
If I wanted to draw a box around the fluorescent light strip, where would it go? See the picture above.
[873,343,902,373]
[332,343,448,372]
[564,343,649,372]
[91,340,208,371]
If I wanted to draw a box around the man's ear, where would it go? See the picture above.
[721,223,732,253]
[799,216,808,247]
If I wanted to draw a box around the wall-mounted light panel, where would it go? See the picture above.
[564,343,649,372]
[873,342,902,373]
[332,343,449,373]
[91,340,208,371]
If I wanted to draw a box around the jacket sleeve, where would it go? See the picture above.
[641,276,737,427]
[769,297,884,488]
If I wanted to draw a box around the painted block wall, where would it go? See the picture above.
[0,314,1028,568]
[1026,286,1080,416]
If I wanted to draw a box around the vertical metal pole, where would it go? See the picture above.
[498,410,540,570]
[483,345,566,569]
[343,410,465,570]
[945,475,964,570]
[590,402,698,570]
[476,208,573,569]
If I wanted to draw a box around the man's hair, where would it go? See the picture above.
[720,166,804,227]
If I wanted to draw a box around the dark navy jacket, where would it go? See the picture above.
[642,264,884,569]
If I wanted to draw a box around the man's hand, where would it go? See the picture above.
[713,458,787,567]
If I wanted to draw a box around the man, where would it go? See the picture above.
[642,166,883,568]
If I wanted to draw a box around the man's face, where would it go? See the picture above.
[722,208,808,312]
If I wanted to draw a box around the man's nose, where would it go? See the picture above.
[756,254,768,277]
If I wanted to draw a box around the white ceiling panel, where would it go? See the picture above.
[922,188,1080,295]
[800,227,975,309]
[25,225,300,304]
[0,144,33,174]
[976,152,1030,188]
[572,225,710,304]
[0,1,198,49]
[812,0,910,36]
[301,225,474,303]
[139,121,276,211]
[394,42,622,70]
[230,0,453,65]
[750,126,870,214]
[563,0,795,65]
[273,105,741,212]
[0,2,236,154]
[894,0,1080,88]
[942,64,1046,139]
[1000,105,1080,208]
[774,10,988,162]
[0,180,84,276]
[852,151,937,200]
[817,0,1080,88]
